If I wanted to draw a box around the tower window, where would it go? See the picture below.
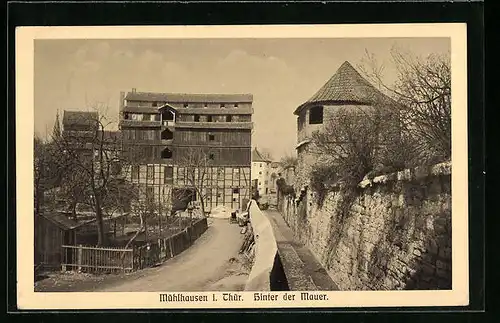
[309,106,324,124]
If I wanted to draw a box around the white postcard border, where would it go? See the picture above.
[15,23,468,309]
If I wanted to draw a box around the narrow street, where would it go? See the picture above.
[34,218,247,293]
[95,218,248,292]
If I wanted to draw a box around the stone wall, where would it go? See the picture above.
[278,162,452,290]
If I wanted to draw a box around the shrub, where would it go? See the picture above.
[310,164,339,206]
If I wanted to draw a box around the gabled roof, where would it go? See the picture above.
[252,148,271,162]
[42,213,89,230]
[125,91,253,103]
[63,111,99,127]
[294,61,398,115]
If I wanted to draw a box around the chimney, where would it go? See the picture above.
[132,88,137,93]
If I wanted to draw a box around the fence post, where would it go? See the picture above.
[77,245,82,272]
[61,246,66,272]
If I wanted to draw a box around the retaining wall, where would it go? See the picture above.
[279,162,452,290]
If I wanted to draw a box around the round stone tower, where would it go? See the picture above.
[293,60,398,194]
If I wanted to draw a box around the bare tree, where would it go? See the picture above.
[34,136,49,215]
[310,106,385,186]
[279,154,298,170]
[359,46,451,165]
[176,147,213,220]
[259,148,274,161]
[49,107,132,246]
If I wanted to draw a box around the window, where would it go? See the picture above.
[132,113,143,121]
[164,166,173,183]
[259,171,262,175]
[161,129,173,140]
[161,148,173,159]
[209,153,215,160]
[234,104,239,108]
[152,102,158,107]
[309,106,324,124]
[207,115,213,122]
[184,104,189,108]
[226,115,232,122]
[146,187,154,199]
[208,134,215,141]
[162,110,174,121]
[147,165,154,180]
[233,188,240,194]
[204,104,208,108]
[260,163,262,167]
[220,104,225,108]
[131,165,139,180]
[124,113,129,120]
[111,161,122,175]
[194,115,200,122]
[259,182,262,186]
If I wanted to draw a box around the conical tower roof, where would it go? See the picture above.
[294,61,397,115]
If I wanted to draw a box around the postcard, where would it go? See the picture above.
[16,23,468,309]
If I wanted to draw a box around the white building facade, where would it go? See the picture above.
[251,148,271,196]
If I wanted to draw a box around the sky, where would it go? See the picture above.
[34,37,450,160]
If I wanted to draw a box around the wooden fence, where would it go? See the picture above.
[60,217,208,273]
[61,245,134,273]
[134,217,208,270]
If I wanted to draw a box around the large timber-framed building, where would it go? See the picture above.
[118,89,254,211]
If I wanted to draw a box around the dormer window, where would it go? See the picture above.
[309,106,324,124]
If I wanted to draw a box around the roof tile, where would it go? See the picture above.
[294,61,398,114]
